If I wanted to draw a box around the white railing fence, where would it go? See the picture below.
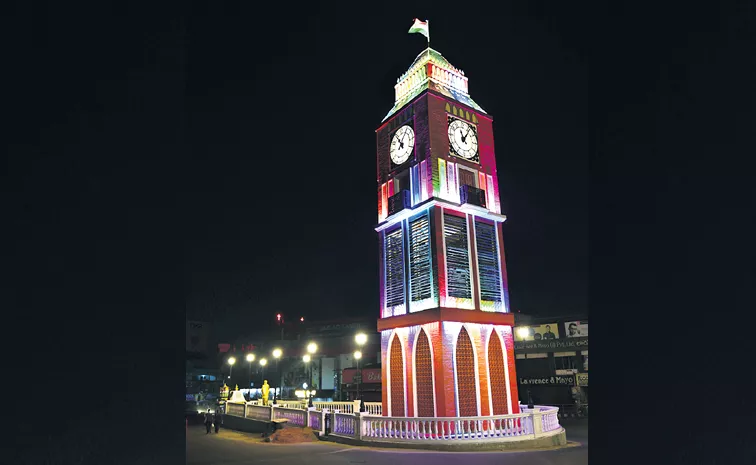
[272,407,306,427]
[361,414,533,441]
[364,402,382,415]
[222,401,561,444]
[313,401,354,413]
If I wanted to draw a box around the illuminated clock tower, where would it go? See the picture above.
[376,48,519,418]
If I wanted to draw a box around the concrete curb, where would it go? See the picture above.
[317,428,567,452]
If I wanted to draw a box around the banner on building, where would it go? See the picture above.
[342,368,382,384]
[514,323,560,341]
[518,375,575,386]
[514,336,588,353]
[576,373,588,386]
[564,321,588,338]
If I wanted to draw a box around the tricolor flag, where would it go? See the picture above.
[408,18,429,41]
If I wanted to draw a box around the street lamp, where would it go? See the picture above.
[353,350,364,412]
[228,357,236,384]
[259,358,267,386]
[306,342,318,405]
[272,348,283,404]
[355,333,367,412]
[303,348,315,408]
[246,353,255,393]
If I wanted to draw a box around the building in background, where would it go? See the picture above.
[186,320,221,402]
[216,317,379,401]
[513,314,588,416]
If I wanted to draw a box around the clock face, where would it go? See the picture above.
[390,125,415,166]
[448,118,479,161]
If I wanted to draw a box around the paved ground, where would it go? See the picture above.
[187,418,588,465]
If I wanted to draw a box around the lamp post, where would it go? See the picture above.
[227,357,236,385]
[354,350,363,411]
[355,333,367,412]
[306,342,317,408]
[272,348,282,404]
[246,353,255,393]
[303,354,311,407]
[259,358,267,385]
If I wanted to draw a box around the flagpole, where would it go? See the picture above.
[426,20,430,59]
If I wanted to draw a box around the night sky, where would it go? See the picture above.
[182,5,592,339]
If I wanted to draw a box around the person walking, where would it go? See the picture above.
[204,409,213,434]
[214,410,222,434]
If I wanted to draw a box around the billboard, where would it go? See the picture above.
[514,323,560,341]
[564,321,588,338]
[342,368,382,384]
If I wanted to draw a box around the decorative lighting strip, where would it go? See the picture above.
[375,199,506,233]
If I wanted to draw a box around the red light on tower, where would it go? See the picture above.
[300,317,304,322]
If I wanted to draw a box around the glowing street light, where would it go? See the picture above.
[307,342,317,354]
[354,350,367,412]
[228,356,236,380]
[303,350,315,407]
[272,348,282,404]
[355,333,367,346]
[246,354,255,390]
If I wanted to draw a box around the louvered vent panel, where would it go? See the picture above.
[385,228,405,308]
[444,213,472,299]
[475,221,502,302]
[409,214,432,302]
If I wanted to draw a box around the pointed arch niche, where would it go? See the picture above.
[414,329,435,417]
[455,326,479,416]
[487,330,509,414]
[389,334,406,417]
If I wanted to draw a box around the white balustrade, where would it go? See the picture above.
[333,412,357,437]
[359,414,536,442]
[273,407,307,427]
[313,401,354,414]
[224,399,562,444]
[308,409,323,432]
[363,402,382,416]
[225,403,245,417]
[245,404,272,421]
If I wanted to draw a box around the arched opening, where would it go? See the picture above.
[488,330,509,414]
[415,329,434,417]
[390,335,405,417]
[455,326,478,416]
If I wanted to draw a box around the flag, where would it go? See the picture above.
[408,18,429,41]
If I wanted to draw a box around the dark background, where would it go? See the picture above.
[2,0,753,464]
[183,4,590,339]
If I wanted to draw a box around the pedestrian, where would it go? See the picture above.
[204,409,213,434]
[214,410,222,434]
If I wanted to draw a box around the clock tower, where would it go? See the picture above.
[376,48,519,418]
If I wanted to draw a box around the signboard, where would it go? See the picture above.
[564,321,588,338]
[342,368,381,384]
[518,375,575,386]
[306,322,369,338]
[514,336,588,353]
[514,323,560,341]
[576,373,589,386]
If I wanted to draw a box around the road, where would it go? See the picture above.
[187,418,587,465]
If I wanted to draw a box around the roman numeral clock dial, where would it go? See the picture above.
[448,118,479,162]
[390,125,414,166]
